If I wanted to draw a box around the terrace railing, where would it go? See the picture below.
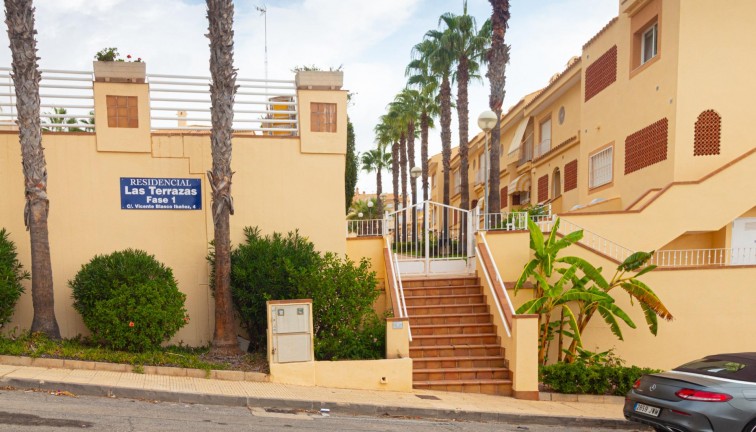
[0,68,95,131]
[148,73,298,134]
[651,248,756,267]
[0,68,299,134]
[346,219,383,237]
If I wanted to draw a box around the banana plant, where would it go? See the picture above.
[514,217,673,365]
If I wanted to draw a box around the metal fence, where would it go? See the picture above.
[0,68,95,131]
[0,67,299,134]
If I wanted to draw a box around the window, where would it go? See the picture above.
[537,117,552,158]
[641,23,658,65]
[106,96,138,128]
[453,169,461,195]
[589,146,613,188]
[310,102,337,132]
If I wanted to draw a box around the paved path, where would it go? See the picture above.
[0,364,636,429]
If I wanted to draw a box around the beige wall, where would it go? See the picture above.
[0,82,347,347]
[270,357,412,392]
[346,237,388,314]
[673,0,756,181]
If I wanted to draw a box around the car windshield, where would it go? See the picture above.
[674,355,756,383]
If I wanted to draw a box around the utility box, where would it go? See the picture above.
[267,299,313,364]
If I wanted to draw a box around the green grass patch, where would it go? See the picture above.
[0,332,267,373]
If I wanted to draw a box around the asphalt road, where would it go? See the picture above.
[0,388,647,432]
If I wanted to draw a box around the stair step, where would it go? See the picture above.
[413,356,508,369]
[412,323,496,336]
[401,277,479,288]
[413,367,510,381]
[413,379,513,396]
[404,294,485,306]
[410,333,500,347]
[406,304,489,315]
[403,285,483,296]
[409,313,492,326]
[410,344,503,358]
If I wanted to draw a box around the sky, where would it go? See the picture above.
[0,0,617,195]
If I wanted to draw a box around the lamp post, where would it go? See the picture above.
[477,110,497,218]
[410,166,422,243]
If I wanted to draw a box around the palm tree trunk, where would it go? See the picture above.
[420,112,429,202]
[391,141,399,246]
[457,56,470,211]
[399,133,408,243]
[407,120,417,243]
[486,0,510,214]
[440,76,452,244]
[5,0,61,339]
[206,0,240,355]
[375,169,383,215]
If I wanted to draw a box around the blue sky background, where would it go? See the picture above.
[0,0,617,195]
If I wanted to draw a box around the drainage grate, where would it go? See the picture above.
[415,395,441,400]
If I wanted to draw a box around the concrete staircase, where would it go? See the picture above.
[403,275,512,395]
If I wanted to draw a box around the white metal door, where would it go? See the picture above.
[385,201,475,276]
[731,218,756,265]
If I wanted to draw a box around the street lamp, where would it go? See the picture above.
[477,110,497,217]
[367,199,374,219]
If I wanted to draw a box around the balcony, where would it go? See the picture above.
[517,143,533,166]
[534,139,552,159]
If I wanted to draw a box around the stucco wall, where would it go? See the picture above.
[0,85,347,346]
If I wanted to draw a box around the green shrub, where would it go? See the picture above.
[0,229,27,327]
[540,362,661,396]
[292,253,384,360]
[229,227,320,352]
[229,227,384,360]
[70,249,188,352]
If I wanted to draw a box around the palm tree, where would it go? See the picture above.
[410,38,454,210]
[4,0,61,338]
[360,146,391,215]
[206,0,240,355]
[485,0,511,214]
[405,59,440,202]
[439,2,492,210]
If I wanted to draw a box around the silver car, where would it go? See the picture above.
[624,353,756,432]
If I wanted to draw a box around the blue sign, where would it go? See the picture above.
[120,177,202,210]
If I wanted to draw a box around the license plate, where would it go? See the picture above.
[634,402,661,417]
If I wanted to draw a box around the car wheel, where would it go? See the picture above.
[744,420,756,432]
[654,428,667,432]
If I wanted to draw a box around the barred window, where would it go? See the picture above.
[589,146,613,188]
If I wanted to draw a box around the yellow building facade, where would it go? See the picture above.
[422,0,756,368]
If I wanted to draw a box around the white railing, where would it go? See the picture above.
[534,139,552,159]
[0,68,95,131]
[651,248,756,267]
[477,205,553,231]
[346,219,383,237]
[385,236,411,342]
[148,73,298,134]
[554,218,636,263]
[476,232,514,337]
[0,68,299,134]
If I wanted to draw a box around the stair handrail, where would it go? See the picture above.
[556,218,636,263]
[384,236,412,342]
[476,232,515,337]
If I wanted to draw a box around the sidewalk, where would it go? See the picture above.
[0,363,636,429]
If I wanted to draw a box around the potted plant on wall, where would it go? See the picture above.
[93,48,146,83]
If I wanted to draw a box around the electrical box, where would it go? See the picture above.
[268,301,313,363]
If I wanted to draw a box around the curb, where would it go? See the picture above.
[1,376,639,430]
